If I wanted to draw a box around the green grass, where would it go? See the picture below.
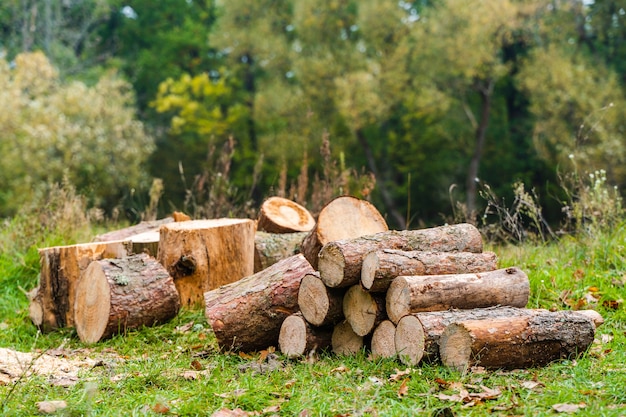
[1,224,625,416]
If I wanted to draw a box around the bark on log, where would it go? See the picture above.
[361,250,498,292]
[439,311,597,372]
[370,320,397,360]
[386,267,530,324]
[158,219,255,308]
[257,197,315,233]
[254,231,308,273]
[298,272,345,327]
[318,223,483,288]
[73,253,180,344]
[301,196,388,269]
[93,217,174,242]
[331,320,365,356]
[278,312,333,358]
[343,285,386,337]
[30,240,133,331]
[204,254,314,352]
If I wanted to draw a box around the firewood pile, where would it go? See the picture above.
[27,196,602,371]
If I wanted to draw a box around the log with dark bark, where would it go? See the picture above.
[301,196,388,269]
[204,254,314,352]
[29,240,133,331]
[73,254,180,344]
[257,197,315,234]
[254,231,308,273]
[439,311,597,371]
[318,223,483,288]
[370,320,397,360]
[343,285,386,337]
[298,272,346,327]
[278,312,333,358]
[386,267,530,323]
[331,320,365,356]
[361,250,498,292]
[158,219,256,308]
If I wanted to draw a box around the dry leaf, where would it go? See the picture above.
[211,408,250,417]
[258,350,269,363]
[152,402,170,414]
[330,365,349,374]
[175,321,195,333]
[553,403,586,413]
[285,379,297,388]
[521,380,545,390]
[262,405,281,413]
[470,385,501,400]
[37,400,67,414]
[191,359,204,370]
[215,388,247,398]
[397,378,409,398]
[389,368,411,382]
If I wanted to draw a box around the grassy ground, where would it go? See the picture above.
[1,221,625,416]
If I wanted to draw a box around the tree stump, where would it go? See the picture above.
[278,313,332,358]
[439,311,597,372]
[254,231,308,272]
[386,267,530,323]
[204,254,314,352]
[361,250,498,292]
[331,320,365,356]
[92,217,174,242]
[298,272,345,327]
[29,240,133,331]
[371,320,397,360]
[343,285,386,337]
[257,197,315,233]
[158,219,255,308]
[301,196,388,269]
[73,253,180,344]
[318,223,483,288]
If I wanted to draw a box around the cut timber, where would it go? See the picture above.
[405,307,604,364]
[439,311,597,372]
[394,315,426,365]
[298,272,345,327]
[93,217,174,242]
[386,267,530,324]
[278,313,332,358]
[158,219,255,308]
[361,250,498,292]
[319,223,483,288]
[74,253,180,344]
[371,320,397,360]
[204,254,314,352]
[257,197,315,233]
[30,240,132,331]
[254,231,308,273]
[126,231,160,257]
[301,196,388,269]
[343,285,386,337]
[332,320,364,356]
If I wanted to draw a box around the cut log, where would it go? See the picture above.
[318,223,483,288]
[361,250,498,292]
[278,312,333,358]
[158,219,256,308]
[343,285,386,337]
[331,320,365,356]
[73,253,180,344]
[126,231,160,257]
[30,240,133,331]
[386,267,530,323]
[257,197,315,233]
[370,320,397,360]
[204,254,314,352]
[298,272,345,327]
[396,307,604,366]
[301,196,388,269]
[254,231,308,272]
[439,311,597,372]
[93,217,174,242]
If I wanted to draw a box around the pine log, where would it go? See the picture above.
[400,307,604,365]
[30,240,133,331]
[439,311,597,372]
[92,217,174,242]
[254,231,308,272]
[386,267,530,324]
[370,320,397,360]
[278,313,333,358]
[331,320,365,356]
[361,250,498,292]
[298,272,346,327]
[318,223,483,288]
[301,196,388,269]
[257,197,315,233]
[158,219,255,308]
[204,254,314,352]
[74,253,180,344]
[126,231,161,257]
[343,285,386,337]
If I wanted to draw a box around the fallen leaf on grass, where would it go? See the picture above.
[521,380,545,390]
[191,359,204,370]
[330,365,349,374]
[175,321,195,333]
[215,388,247,398]
[37,400,67,414]
[552,403,586,413]
[211,408,250,417]
[397,378,409,398]
[389,368,411,382]
[152,402,170,414]
[434,383,501,406]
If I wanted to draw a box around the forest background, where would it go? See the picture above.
[1,0,625,231]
